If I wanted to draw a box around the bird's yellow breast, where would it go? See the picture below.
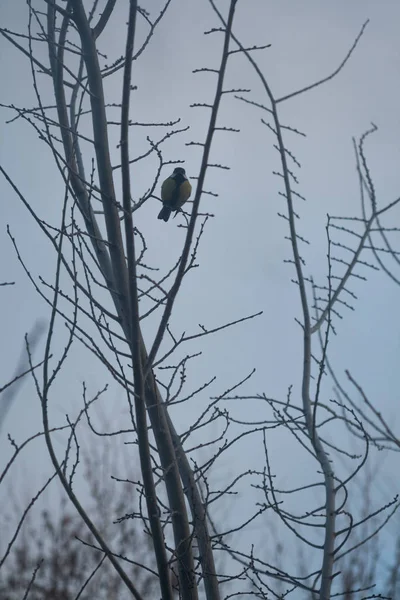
[177,180,192,208]
[161,177,192,210]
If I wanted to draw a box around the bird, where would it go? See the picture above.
[158,167,192,222]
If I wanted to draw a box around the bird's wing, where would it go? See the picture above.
[161,177,177,207]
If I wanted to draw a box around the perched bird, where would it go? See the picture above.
[158,167,192,222]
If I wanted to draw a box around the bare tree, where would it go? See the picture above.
[0,438,158,600]
[1,2,399,600]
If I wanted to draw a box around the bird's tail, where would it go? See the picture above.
[158,205,172,222]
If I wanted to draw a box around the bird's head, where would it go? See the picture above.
[172,167,186,177]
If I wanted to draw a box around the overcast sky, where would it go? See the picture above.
[1,0,400,593]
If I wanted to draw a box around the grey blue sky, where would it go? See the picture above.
[1,0,400,593]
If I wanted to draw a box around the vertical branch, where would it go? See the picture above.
[41,4,146,598]
[146,3,241,597]
[120,3,173,599]
[141,359,199,600]
[141,4,239,598]
[221,25,336,600]
[70,0,130,326]
[270,97,335,600]
[167,414,221,600]
[146,0,239,371]
[46,2,123,321]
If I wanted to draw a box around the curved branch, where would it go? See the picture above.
[92,0,117,39]
[276,20,369,104]
[120,3,175,599]
[220,14,339,600]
